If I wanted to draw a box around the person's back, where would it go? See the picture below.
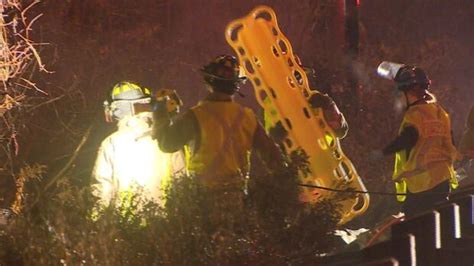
[154,55,281,184]
[188,100,257,185]
[396,102,457,193]
[152,55,282,230]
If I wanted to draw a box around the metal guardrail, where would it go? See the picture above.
[317,188,474,265]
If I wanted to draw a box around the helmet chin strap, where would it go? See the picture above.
[405,90,430,110]
[404,91,410,110]
[211,85,246,97]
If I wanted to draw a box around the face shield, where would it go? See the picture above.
[104,97,152,122]
[376,61,406,81]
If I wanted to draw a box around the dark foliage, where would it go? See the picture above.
[0,160,342,265]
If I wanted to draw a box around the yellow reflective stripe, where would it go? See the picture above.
[394,104,458,194]
[395,181,407,202]
[449,166,459,190]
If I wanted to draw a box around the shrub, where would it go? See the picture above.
[0,160,342,265]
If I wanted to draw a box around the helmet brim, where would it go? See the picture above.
[199,68,247,82]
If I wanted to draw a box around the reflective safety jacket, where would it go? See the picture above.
[393,103,459,201]
[92,113,185,207]
[187,100,258,188]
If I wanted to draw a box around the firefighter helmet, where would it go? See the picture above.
[200,55,246,94]
[104,81,152,122]
[377,61,431,91]
[110,81,151,100]
[394,65,431,91]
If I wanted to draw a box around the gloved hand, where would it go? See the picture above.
[151,99,170,140]
[151,98,168,114]
[368,149,384,162]
[155,89,183,114]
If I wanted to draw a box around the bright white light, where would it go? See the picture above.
[93,114,179,207]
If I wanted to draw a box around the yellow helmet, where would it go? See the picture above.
[104,81,151,122]
[110,81,151,101]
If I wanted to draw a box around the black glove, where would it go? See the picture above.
[151,98,168,114]
[151,99,170,140]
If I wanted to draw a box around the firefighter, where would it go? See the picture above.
[152,55,283,227]
[264,55,349,146]
[295,55,349,139]
[375,62,459,217]
[92,81,185,209]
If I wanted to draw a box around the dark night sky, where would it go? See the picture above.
[36,0,474,108]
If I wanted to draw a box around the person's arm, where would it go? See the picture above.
[326,101,349,139]
[268,121,288,145]
[153,110,199,153]
[309,93,348,138]
[252,122,285,170]
[91,140,116,207]
[170,149,187,176]
[382,126,418,155]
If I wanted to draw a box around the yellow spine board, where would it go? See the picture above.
[225,6,369,224]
